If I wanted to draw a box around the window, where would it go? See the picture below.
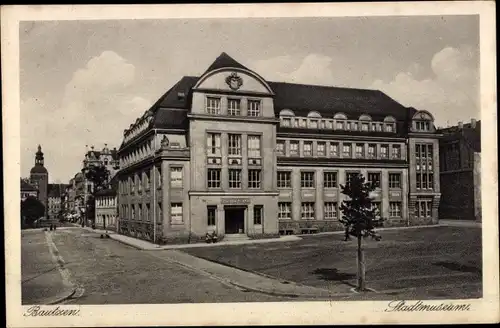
[248,170,261,189]
[303,142,312,156]
[361,122,369,131]
[248,135,261,158]
[146,203,151,221]
[389,202,402,217]
[248,100,261,116]
[300,119,307,128]
[170,203,183,224]
[207,206,216,226]
[351,122,358,131]
[416,173,422,189]
[301,171,315,188]
[227,98,241,116]
[385,123,395,132]
[416,199,433,217]
[324,172,338,188]
[229,169,242,188]
[276,140,285,156]
[301,202,315,219]
[368,172,381,188]
[278,202,291,219]
[145,171,151,190]
[277,171,292,188]
[342,144,352,158]
[346,172,359,186]
[207,133,221,155]
[317,142,326,157]
[428,173,434,189]
[309,120,318,129]
[206,97,221,114]
[170,167,183,188]
[389,173,401,188]
[156,165,162,188]
[137,174,142,192]
[290,141,299,156]
[355,144,364,158]
[368,144,376,159]
[380,145,388,158]
[372,202,382,217]
[329,143,339,157]
[392,145,401,159]
[253,206,263,225]
[207,169,221,188]
[282,118,291,127]
[228,134,242,156]
[138,204,143,220]
[324,202,338,220]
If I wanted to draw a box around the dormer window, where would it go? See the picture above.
[334,113,347,130]
[282,118,291,127]
[309,120,318,129]
[412,111,434,132]
[383,116,397,133]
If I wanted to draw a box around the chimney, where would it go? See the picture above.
[458,121,463,129]
[471,119,477,128]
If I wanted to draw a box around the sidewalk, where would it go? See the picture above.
[82,227,302,250]
[21,230,76,304]
[439,219,482,228]
[149,249,355,299]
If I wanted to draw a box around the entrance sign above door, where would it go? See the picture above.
[221,198,251,205]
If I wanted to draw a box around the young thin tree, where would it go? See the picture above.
[339,173,383,292]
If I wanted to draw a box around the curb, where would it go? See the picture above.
[43,288,77,305]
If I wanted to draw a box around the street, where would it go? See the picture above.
[23,228,288,304]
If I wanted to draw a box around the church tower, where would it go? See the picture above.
[29,145,49,218]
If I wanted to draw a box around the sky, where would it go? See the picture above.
[20,15,480,183]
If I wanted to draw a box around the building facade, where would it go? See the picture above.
[94,176,119,232]
[21,178,38,201]
[438,119,481,221]
[117,52,441,244]
[47,184,67,221]
[29,145,49,218]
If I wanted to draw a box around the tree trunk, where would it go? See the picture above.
[357,235,366,291]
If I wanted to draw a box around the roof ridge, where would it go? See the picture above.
[268,80,383,94]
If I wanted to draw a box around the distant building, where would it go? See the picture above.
[116,52,441,244]
[438,119,481,221]
[21,178,38,201]
[94,176,118,232]
[29,145,49,218]
[48,184,68,221]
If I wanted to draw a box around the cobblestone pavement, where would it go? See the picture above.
[48,228,292,304]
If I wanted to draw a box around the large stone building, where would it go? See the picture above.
[438,119,481,221]
[117,52,441,244]
[29,145,49,218]
[21,178,38,201]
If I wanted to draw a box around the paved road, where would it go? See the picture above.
[46,228,288,304]
[184,226,483,300]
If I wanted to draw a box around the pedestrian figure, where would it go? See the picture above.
[344,227,351,241]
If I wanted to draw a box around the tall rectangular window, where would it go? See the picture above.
[389,202,402,217]
[346,172,359,186]
[206,97,221,114]
[170,203,183,224]
[145,171,151,190]
[301,202,315,219]
[156,165,162,189]
[389,173,401,188]
[301,171,315,188]
[207,133,221,155]
[342,144,352,158]
[248,170,261,189]
[276,140,285,156]
[368,144,376,159]
[207,169,221,189]
[303,141,312,157]
[137,174,142,192]
[330,142,339,157]
[207,206,216,226]
[228,134,242,156]
[290,141,299,156]
[277,171,292,188]
[247,100,261,116]
[229,169,242,188]
[380,145,389,158]
[317,142,326,157]
[361,122,369,131]
[324,172,338,188]
[170,167,183,188]
[368,172,381,188]
[227,98,241,116]
[278,202,291,219]
[392,145,401,159]
[253,206,263,225]
[248,135,261,158]
[355,144,364,158]
[324,202,338,220]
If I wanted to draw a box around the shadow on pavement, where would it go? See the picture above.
[312,268,357,287]
[432,261,482,275]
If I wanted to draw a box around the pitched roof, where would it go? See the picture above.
[203,52,250,74]
[439,120,481,152]
[30,165,48,174]
[21,179,37,191]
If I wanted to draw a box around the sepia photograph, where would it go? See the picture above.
[2,2,498,326]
